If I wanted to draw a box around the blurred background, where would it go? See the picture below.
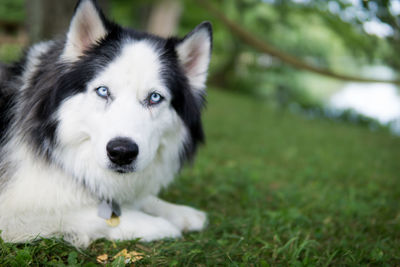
[0,0,399,134]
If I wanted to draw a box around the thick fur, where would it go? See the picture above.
[0,0,212,247]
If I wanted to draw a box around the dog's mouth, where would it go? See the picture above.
[108,163,136,174]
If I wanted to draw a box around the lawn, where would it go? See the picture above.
[1,89,400,266]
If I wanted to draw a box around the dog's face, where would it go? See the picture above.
[85,42,176,173]
[41,0,212,182]
[58,41,181,173]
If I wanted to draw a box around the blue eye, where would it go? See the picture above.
[96,86,109,99]
[149,92,163,105]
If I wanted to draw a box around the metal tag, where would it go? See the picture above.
[106,214,121,227]
[98,199,121,220]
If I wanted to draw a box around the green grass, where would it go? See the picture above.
[1,89,400,266]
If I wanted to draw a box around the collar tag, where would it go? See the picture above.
[106,214,121,227]
[98,199,121,220]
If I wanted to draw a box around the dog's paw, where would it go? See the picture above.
[108,212,181,242]
[133,216,182,242]
[164,206,207,232]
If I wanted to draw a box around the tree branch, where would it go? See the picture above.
[196,0,400,85]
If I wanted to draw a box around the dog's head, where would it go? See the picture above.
[24,0,212,193]
[59,0,212,172]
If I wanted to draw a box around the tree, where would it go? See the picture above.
[197,0,400,87]
[147,0,182,37]
[196,0,400,85]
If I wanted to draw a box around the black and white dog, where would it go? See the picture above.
[0,0,212,247]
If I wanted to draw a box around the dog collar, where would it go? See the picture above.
[98,199,121,227]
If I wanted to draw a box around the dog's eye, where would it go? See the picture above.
[96,86,110,99]
[148,92,164,106]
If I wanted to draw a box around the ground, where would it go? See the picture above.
[1,89,399,266]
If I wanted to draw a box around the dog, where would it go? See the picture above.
[0,0,212,247]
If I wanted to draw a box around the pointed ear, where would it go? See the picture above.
[176,22,213,92]
[62,0,108,61]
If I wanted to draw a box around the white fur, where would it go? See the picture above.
[140,195,207,232]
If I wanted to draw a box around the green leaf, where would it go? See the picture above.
[111,256,126,267]
[67,251,78,266]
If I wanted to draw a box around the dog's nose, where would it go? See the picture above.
[106,138,139,166]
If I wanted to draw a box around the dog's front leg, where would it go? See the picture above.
[139,195,207,232]
[107,209,181,242]
[63,206,182,246]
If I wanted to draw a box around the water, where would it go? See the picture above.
[328,66,400,135]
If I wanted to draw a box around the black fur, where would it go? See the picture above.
[159,38,205,163]
[0,60,25,141]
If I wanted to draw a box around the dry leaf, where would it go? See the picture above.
[113,249,144,263]
[113,248,129,259]
[96,254,109,264]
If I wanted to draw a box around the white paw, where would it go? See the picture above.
[134,216,182,242]
[108,211,181,242]
[164,206,207,232]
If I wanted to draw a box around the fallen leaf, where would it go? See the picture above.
[96,254,108,264]
[113,249,144,263]
[113,248,129,259]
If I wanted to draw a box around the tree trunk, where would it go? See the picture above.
[26,0,109,44]
[147,0,182,38]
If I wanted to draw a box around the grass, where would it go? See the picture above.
[1,89,400,266]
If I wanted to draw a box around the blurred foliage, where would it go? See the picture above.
[0,44,23,63]
[109,0,156,29]
[194,0,397,94]
[0,0,24,23]
[314,0,400,70]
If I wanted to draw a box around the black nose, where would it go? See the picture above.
[106,138,139,166]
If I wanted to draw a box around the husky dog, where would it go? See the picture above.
[0,0,212,247]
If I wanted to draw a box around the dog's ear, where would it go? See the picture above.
[176,22,213,93]
[62,0,108,61]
